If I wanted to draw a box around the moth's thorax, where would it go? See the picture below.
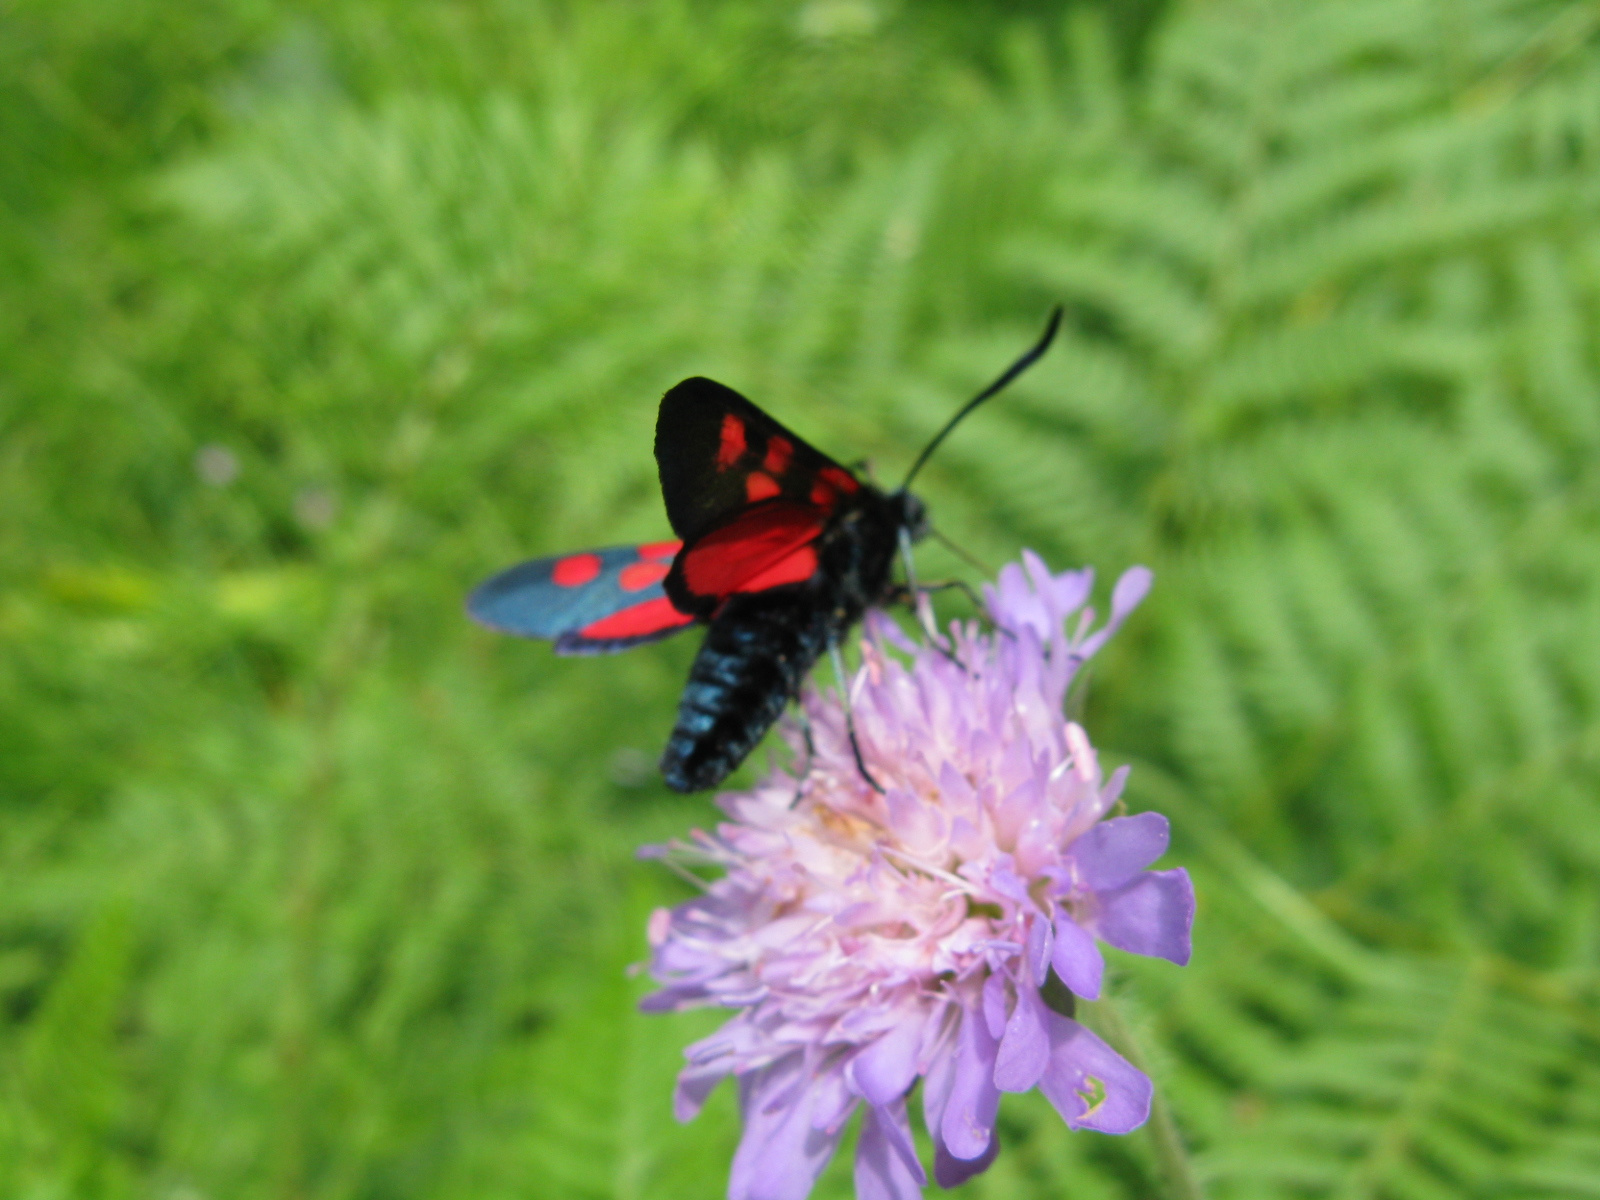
[811,482,917,618]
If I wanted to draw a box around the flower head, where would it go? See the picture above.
[641,553,1193,1200]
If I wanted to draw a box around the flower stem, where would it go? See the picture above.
[1081,996,1206,1200]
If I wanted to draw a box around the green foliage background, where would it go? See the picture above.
[4,0,1600,1196]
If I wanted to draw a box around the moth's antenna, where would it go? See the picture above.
[899,306,1063,491]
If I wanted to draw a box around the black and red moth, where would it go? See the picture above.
[468,310,1061,792]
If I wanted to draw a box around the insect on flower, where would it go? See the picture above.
[468,310,1063,792]
[641,553,1193,1199]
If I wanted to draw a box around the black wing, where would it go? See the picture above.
[654,377,863,543]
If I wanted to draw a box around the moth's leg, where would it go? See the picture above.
[897,528,939,639]
[789,701,817,808]
[828,639,884,794]
[928,526,992,576]
[882,578,983,613]
[896,529,972,672]
[911,577,1017,647]
[917,578,985,610]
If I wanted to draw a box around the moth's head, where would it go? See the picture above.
[892,488,930,543]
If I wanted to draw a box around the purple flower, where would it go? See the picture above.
[641,552,1193,1200]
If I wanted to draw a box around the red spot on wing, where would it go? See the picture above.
[681,502,825,597]
[810,479,836,507]
[820,466,859,494]
[763,436,793,476]
[639,540,682,561]
[735,545,818,592]
[552,553,602,587]
[619,562,670,592]
[717,414,747,469]
[746,472,781,502]
[580,597,695,641]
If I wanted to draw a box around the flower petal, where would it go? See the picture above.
[640,985,708,1014]
[1096,868,1194,965]
[811,1069,860,1135]
[1050,914,1104,1000]
[674,1061,726,1122]
[1037,1014,1152,1135]
[994,980,1049,1092]
[729,1060,848,1200]
[886,786,946,857]
[981,972,1008,1040]
[920,1021,954,1128]
[933,1131,1001,1188]
[1075,566,1152,659]
[1027,912,1054,982]
[855,1102,926,1200]
[939,1005,1001,1161]
[848,1018,923,1106]
[1069,812,1170,892]
[1045,562,1094,618]
[1111,566,1153,621]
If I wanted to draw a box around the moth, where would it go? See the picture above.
[468,310,1061,792]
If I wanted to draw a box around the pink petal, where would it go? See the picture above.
[1096,868,1194,965]
[1070,812,1170,891]
[1050,914,1104,1000]
[855,1102,926,1200]
[1037,1014,1152,1135]
[937,762,980,824]
[886,786,945,857]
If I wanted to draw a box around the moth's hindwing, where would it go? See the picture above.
[467,541,695,654]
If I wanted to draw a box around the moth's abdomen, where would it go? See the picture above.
[660,591,832,792]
